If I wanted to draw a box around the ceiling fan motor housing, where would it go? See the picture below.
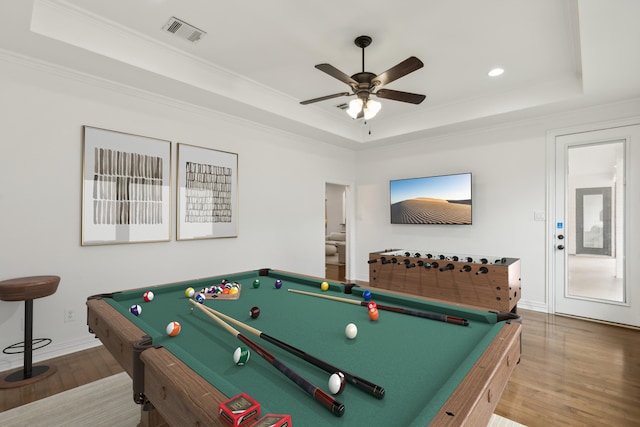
[351,72,377,100]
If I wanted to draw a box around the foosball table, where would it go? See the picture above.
[368,249,521,312]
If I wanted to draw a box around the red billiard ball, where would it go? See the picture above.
[249,306,261,319]
[367,301,377,311]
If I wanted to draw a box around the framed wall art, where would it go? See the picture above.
[176,143,238,240]
[81,126,172,245]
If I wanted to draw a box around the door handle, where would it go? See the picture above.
[557,244,565,250]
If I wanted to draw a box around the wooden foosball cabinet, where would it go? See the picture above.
[368,249,521,312]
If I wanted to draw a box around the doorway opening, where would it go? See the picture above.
[325,183,347,281]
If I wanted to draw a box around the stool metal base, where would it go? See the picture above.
[0,364,57,388]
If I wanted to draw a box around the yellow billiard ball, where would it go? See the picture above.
[321,281,329,291]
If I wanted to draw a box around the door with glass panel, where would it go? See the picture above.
[553,125,639,326]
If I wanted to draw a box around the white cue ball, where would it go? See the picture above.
[345,323,358,339]
[328,372,346,395]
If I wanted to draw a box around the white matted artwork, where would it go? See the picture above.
[81,126,172,245]
[177,143,238,240]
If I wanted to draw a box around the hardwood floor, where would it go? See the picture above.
[1,309,639,426]
[0,345,123,413]
[495,310,640,427]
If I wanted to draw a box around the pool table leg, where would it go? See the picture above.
[132,337,171,427]
[139,409,169,427]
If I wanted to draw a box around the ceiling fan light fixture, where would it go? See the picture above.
[346,98,364,119]
[363,99,381,120]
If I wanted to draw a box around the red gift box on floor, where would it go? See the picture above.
[219,393,260,427]
[250,413,292,427]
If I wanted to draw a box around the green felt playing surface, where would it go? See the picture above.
[106,270,504,426]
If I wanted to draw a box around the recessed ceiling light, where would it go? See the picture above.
[488,68,504,77]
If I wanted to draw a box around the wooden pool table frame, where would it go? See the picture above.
[86,271,521,427]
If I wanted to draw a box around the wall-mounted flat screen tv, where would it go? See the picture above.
[390,173,472,224]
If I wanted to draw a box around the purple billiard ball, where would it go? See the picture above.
[274,279,283,289]
[130,304,142,316]
[249,306,261,319]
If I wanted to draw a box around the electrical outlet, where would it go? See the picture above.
[64,309,76,323]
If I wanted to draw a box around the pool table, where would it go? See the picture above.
[86,269,521,427]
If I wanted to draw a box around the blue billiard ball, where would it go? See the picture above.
[130,304,142,316]
[363,290,372,301]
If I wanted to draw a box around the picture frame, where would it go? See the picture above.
[176,143,238,240]
[81,126,172,245]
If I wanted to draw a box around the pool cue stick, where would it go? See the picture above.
[288,289,469,326]
[200,304,385,400]
[188,300,345,417]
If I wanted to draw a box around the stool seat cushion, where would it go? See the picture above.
[0,276,60,301]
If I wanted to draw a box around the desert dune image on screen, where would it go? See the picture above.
[390,173,472,224]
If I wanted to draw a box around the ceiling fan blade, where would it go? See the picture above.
[315,64,359,87]
[372,57,424,87]
[300,92,351,105]
[375,89,426,104]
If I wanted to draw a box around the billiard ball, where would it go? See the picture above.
[253,279,260,289]
[274,279,283,289]
[129,304,142,316]
[166,321,181,337]
[362,290,372,301]
[185,287,195,298]
[328,372,346,395]
[367,301,377,311]
[229,287,239,295]
[345,323,357,339]
[233,346,250,365]
[249,306,261,319]
[195,293,206,303]
[320,281,329,292]
[143,291,154,302]
[368,308,379,321]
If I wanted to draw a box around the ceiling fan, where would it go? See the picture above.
[300,35,426,119]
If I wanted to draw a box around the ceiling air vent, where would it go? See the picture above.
[162,17,206,43]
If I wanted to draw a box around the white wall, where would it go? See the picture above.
[0,55,355,371]
[353,100,640,311]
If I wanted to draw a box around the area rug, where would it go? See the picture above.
[0,372,525,426]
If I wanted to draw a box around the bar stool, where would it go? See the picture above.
[0,275,60,388]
